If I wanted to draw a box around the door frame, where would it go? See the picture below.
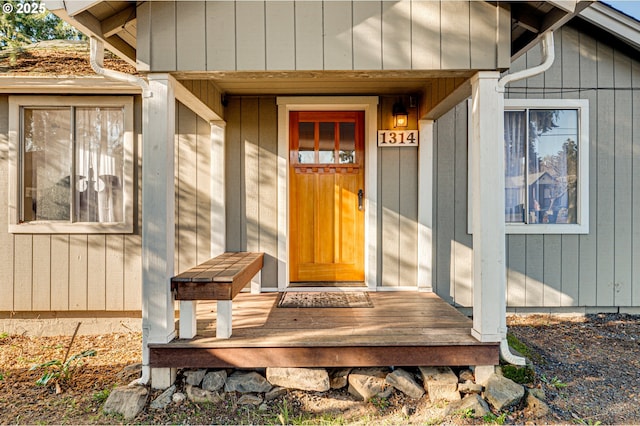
[277,97,378,291]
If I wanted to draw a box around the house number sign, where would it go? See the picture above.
[377,130,419,147]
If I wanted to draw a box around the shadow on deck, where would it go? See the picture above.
[148,292,499,369]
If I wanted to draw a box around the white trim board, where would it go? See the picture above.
[276,96,379,291]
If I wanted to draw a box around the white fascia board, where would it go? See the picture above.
[0,76,141,94]
[62,0,102,16]
[548,0,578,13]
[580,2,640,51]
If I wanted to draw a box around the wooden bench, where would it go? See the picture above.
[171,252,264,339]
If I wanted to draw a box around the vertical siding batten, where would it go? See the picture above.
[595,40,616,307]
[266,1,295,70]
[258,97,278,288]
[352,1,382,70]
[196,114,212,265]
[176,1,206,71]
[149,1,177,72]
[206,0,236,70]
[435,107,454,302]
[236,1,266,71]
[13,235,32,310]
[560,25,581,307]
[613,49,633,306]
[578,28,598,306]
[295,1,323,70]
[225,98,243,251]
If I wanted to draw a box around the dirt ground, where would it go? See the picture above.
[0,313,638,425]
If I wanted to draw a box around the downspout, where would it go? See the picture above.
[89,36,152,386]
[496,31,555,366]
[89,36,152,98]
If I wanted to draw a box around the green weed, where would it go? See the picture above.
[541,375,567,389]
[483,412,508,424]
[501,364,535,384]
[369,396,391,411]
[0,332,8,339]
[92,388,112,404]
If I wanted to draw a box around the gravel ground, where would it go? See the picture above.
[0,313,638,425]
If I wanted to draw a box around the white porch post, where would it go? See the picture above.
[418,119,434,292]
[142,74,177,389]
[470,71,506,343]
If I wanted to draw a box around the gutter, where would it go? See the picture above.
[496,31,555,366]
[89,36,151,98]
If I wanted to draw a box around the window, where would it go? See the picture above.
[468,99,589,234]
[9,96,134,233]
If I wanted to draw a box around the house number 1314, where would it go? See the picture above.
[377,130,419,147]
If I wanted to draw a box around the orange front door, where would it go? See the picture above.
[289,111,365,283]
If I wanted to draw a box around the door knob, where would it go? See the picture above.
[358,189,364,211]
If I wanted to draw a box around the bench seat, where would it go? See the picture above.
[171,252,264,339]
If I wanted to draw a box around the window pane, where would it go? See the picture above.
[339,122,356,164]
[75,107,125,223]
[23,108,72,221]
[528,109,578,224]
[298,122,315,163]
[318,122,335,163]
[504,111,526,223]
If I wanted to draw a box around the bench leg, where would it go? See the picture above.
[179,300,198,339]
[216,300,233,339]
[251,271,261,294]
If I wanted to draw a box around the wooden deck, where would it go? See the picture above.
[149,292,499,368]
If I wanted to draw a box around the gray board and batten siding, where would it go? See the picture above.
[136,1,510,73]
[0,98,213,312]
[433,24,640,311]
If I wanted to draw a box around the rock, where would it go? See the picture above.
[473,365,495,386]
[258,403,269,411]
[225,371,272,393]
[458,381,484,394]
[329,368,351,389]
[150,385,176,409]
[172,392,186,404]
[528,387,546,400]
[385,368,425,399]
[401,405,415,416]
[103,385,148,420]
[459,369,475,383]
[184,369,207,386]
[265,386,287,401]
[526,393,550,418]
[238,393,264,406]
[266,367,330,392]
[419,366,461,402]
[116,363,142,383]
[185,384,223,404]
[446,394,491,418]
[202,370,227,392]
[347,367,392,401]
[484,374,525,410]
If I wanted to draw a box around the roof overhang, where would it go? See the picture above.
[579,1,640,51]
[48,1,593,77]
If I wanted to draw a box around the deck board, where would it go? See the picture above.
[149,292,499,368]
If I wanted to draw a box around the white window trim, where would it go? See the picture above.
[8,95,135,234]
[468,98,589,235]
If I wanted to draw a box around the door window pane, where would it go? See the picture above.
[339,122,356,164]
[298,122,315,163]
[23,108,72,221]
[318,122,335,163]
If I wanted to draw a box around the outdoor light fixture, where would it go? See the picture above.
[393,101,408,127]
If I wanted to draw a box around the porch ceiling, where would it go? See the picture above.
[172,70,473,96]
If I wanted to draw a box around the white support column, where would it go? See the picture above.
[216,300,233,338]
[418,119,434,292]
[470,71,506,343]
[142,74,177,389]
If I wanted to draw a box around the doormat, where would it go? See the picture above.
[277,292,373,308]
